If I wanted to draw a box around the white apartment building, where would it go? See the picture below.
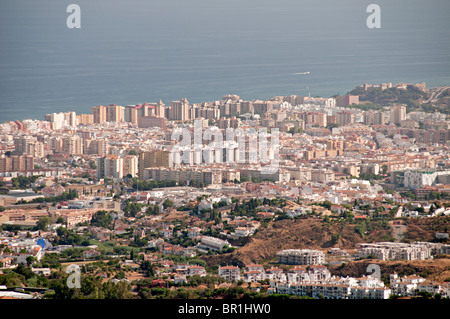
[389,273,426,296]
[218,266,241,281]
[276,249,325,265]
[187,265,207,277]
[357,242,440,261]
[272,275,391,299]
[403,170,450,190]
[196,236,230,252]
[243,270,265,282]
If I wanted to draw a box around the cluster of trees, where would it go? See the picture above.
[90,210,114,229]
[145,204,160,215]
[423,191,449,200]
[354,219,392,241]
[288,127,303,134]
[402,190,449,201]
[162,199,173,209]
[122,198,169,218]
[131,179,177,191]
[10,175,40,189]
[349,85,427,108]
[50,272,133,299]
[54,227,90,246]
[18,190,79,205]
[230,197,286,218]
[123,200,144,217]
[130,236,148,248]
[0,264,49,289]
[134,281,308,299]
[168,234,196,248]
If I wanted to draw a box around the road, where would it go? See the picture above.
[424,86,450,103]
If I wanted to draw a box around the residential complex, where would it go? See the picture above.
[276,249,326,265]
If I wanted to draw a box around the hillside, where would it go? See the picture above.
[201,216,449,280]
[403,216,450,243]
[202,217,390,267]
[329,257,450,283]
[348,85,427,107]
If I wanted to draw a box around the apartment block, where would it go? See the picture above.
[390,105,406,125]
[335,95,359,107]
[92,104,124,123]
[0,155,34,172]
[138,150,173,179]
[97,155,124,179]
[218,266,241,281]
[336,111,355,126]
[168,98,190,121]
[276,249,325,265]
[355,242,448,261]
[196,236,230,252]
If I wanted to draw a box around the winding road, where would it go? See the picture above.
[424,86,450,103]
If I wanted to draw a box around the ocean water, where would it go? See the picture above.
[1,0,449,122]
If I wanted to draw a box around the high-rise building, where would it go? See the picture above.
[155,99,165,118]
[240,101,253,114]
[45,111,77,130]
[62,135,83,155]
[97,155,123,179]
[92,105,124,123]
[194,104,221,120]
[363,111,375,125]
[282,95,304,106]
[336,111,355,126]
[335,95,359,107]
[13,136,37,156]
[105,104,124,122]
[77,113,94,125]
[390,105,406,125]
[253,101,273,114]
[92,105,107,124]
[138,150,173,179]
[125,103,156,125]
[299,112,327,127]
[137,116,167,129]
[0,155,34,172]
[169,98,190,121]
[125,105,141,125]
[84,139,108,156]
[123,155,138,178]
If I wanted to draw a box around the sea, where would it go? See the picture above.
[1,0,449,122]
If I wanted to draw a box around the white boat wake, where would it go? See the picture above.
[270,71,310,77]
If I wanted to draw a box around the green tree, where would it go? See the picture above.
[163,199,173,209]
[322,200,333,210]
[36,216,51,231]
[26,256,36,266]
[90,210,113,229]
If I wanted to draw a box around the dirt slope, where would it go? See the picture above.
[329,258,450,283]
[203,217,368,266]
